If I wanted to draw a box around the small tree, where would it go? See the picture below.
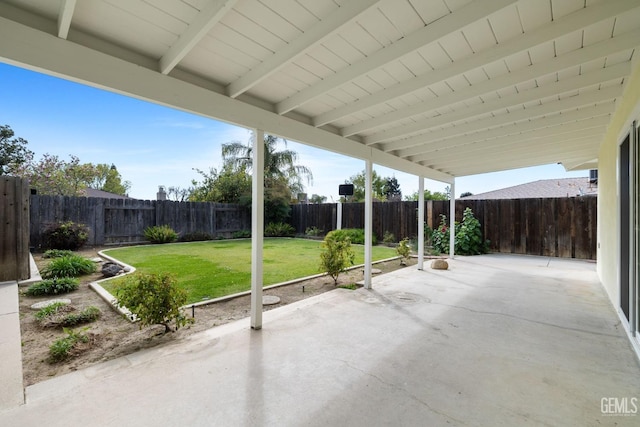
[114,272,193,334]
[396,238,411,265]
[319,230,355,285]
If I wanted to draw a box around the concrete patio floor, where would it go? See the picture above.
[1,254,639,426]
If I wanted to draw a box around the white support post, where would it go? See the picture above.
[418,176,425,270]
[364,159,373,289]
[449,179,456,259]
[337,200,342,230]
[250,129,265,330]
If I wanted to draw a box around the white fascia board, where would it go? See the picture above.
[0,16,453,184]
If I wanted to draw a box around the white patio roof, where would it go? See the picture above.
[1,0,639,182]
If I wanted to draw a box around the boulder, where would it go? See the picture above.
[431,259,449,270]
[102,262,123,277]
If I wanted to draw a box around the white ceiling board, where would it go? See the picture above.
[2,0,639,182]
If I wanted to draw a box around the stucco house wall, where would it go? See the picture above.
[597,58,640,313]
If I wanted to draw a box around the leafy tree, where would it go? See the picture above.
[189,164,252,206]
[309,194,327,204]
[220,134,312,223]
[344,170,386,202]
[404,188,450,201]
[13,153,131,196]
[460,191,473,198]
[383,176,402,201]
[101,164,130,195]
[0,125,33,175]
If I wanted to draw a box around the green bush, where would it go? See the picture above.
[35,302,68,321]
[232,230,251,239]
[36,304,100,328]
[59,306,101,327]
[305,226,323,237]
[42,221,89,251]
[179,231,213,242]
[319,230,355,285]
[48,327,90,363]
[26,277,79,296]
[455,208,489,255]
[113,272,193,333]
[432,215,451,255]
[43,249,74,259]
[41,255,96,279]
[264,222,295,237]
[396,238,411,264]
[330,228,377,245]
[431,209,489,255]
[383,231,396,244]
[144,225,178,244]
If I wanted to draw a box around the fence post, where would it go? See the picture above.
[0,176,30,281]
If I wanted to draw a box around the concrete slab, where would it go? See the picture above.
[0,281,25,410]
[1,255,639,426]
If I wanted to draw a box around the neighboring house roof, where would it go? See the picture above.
[460,178,597,200]
[82,188,132,200]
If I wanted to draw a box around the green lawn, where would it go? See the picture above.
[102,238,397,304]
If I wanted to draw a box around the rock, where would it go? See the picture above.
[102,262,123,277]
[263,295,281,305]
[431,259,449,270]
[31,298,71,310]
[90,257,103,263]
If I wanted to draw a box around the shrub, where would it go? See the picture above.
[36,304,100,328]
[144,225,178,244]
[43,249,74,259]
[319,230,355,285]
[431,209,489,255]
[41,255,96,279]
[48,327,90,363]
[59,306,101,327]
[113,272,193,333]
[35,302,68,321]
[264,222,295,237]
[305,226,323,237]
[383,231,396,244]
[331,228,378,245]
[232,230,251,239]
[179,231,212,242]
[455,208,489,255]
[42,221,89,250]
[432,215,451,255]
[396,238,411,265]
[26,277,79,296]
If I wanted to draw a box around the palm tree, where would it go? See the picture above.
[221,134,313,194]
[222,133,313,223]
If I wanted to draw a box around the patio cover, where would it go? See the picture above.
[1,0,638,178]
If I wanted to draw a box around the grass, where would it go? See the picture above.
[103,238,397,304]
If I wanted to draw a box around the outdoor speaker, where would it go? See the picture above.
[339,184,354,196]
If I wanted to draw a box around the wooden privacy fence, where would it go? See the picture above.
[289,197,597,259]
[30,196,250,248]
[0,176,30,281]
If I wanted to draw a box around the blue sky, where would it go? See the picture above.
[0,62,587,200]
